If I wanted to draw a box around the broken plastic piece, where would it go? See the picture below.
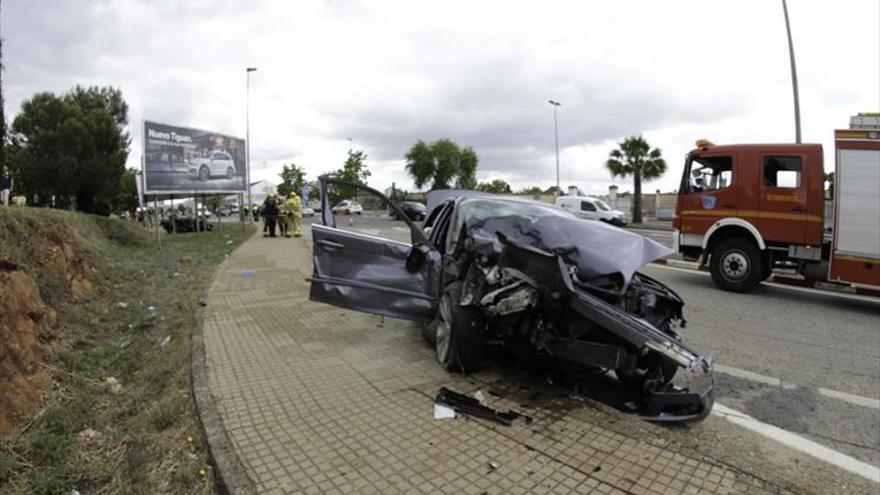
[433,404,455,420]
[435,387,531,426]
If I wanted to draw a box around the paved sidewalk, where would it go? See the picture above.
[198,230,781,495]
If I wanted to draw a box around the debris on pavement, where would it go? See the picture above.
[433,403,456,420]
[435,387,532,426]
[487,461,500,473]
[241,271,255,277]
[473,390,488,407]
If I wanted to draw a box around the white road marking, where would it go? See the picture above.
[815,387,880,410]
[647,263,880,304]
[627,228,674,238]
[715,364,880,409]
[712,403,880,483]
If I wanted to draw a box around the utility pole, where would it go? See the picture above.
[548,100,561,192]
[246,67,257,221]
[782,0,801,143]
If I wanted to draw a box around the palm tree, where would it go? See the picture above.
[605,135,666,224]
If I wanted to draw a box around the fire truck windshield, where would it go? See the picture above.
[685,155,733,193]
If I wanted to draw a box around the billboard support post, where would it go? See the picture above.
[246,67,257,224]
[153,195,162,250]
[238,193,242,231]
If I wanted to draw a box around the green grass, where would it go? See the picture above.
[0,209,254,494]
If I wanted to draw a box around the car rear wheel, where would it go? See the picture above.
[709,238,764,292]
[199,165,210,181]
[435,281,483,373]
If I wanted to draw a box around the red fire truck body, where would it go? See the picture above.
[673,117,879,292]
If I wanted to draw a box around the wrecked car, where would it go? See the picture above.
[309,178,713,422]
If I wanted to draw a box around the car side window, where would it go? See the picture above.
[428,202,454,252]
[322,180,429,246]
[424,201,448,231]
[763,156,802,188]
[581,201,596,212]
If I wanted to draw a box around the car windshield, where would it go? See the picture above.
[593,199,611,211]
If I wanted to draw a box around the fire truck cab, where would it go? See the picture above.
[673,121,880,293]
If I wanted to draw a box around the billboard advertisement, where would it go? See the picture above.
[143,120,246,194]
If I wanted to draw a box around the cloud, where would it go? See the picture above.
[4,0,878,196]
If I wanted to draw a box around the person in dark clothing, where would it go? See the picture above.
[262,194,280,237]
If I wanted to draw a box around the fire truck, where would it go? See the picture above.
[672,113,880,293]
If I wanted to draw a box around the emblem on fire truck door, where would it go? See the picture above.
[701,196,717,209]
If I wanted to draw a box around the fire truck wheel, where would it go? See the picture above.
[709,238,764,292]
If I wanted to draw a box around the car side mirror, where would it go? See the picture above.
[405,242,431,273]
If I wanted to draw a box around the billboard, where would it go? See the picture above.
[143,120,246,194]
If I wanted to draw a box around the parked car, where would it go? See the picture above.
[331,199,363,215]
[161,217,213,233]
[302,206,316,217]
[555,196,627,226]
[391,201,427,221]
[309,179,713,422]
[218,206,231,217]
[189,151,237,181]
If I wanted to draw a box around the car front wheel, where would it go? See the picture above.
[226,167,234,179]
[199,166,210,181]
[435,281,483,373]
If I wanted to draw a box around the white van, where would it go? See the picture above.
[555,196,627,226]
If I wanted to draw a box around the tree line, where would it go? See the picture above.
[1,82,666,222]
[2,85,134,215]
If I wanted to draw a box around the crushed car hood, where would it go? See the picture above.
[464,215,671,284]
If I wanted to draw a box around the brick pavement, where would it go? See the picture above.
[199,229,781,495]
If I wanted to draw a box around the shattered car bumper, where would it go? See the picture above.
[641,368,714,422]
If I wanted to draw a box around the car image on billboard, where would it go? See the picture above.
[143,120,246,194]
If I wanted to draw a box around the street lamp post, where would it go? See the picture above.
[781,0,801,143]
[548,100,561,193]
[246,67,257,222]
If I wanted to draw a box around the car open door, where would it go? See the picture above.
[309,177,441,321]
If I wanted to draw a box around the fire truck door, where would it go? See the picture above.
[758,154,808,245]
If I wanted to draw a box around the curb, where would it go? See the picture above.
[191,269,257,494]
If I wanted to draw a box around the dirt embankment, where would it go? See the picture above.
[0,216,99,435]
[0,263,55,435]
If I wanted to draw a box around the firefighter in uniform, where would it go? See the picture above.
[277,195,291,237]
[284,192,303,237]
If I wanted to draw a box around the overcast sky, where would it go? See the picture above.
[4,1,879,195]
